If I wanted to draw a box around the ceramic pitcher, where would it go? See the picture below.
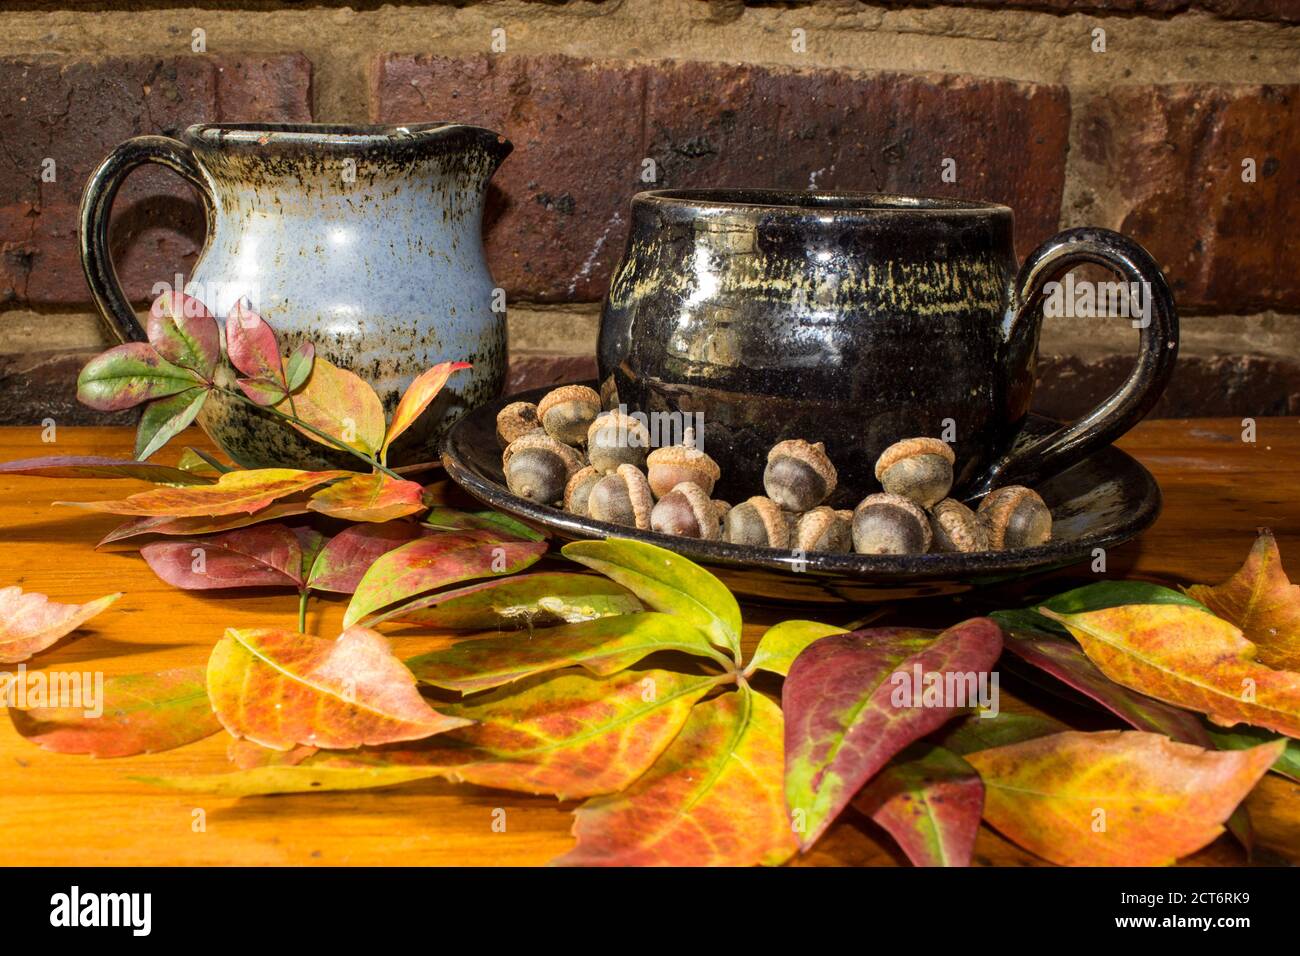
[79,122,512,468]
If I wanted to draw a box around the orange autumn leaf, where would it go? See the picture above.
[206,626,469,751]
[1186,530,1300,671]
[380,361,470,463]
[307,472,426,523]
[278,357,385,457]
[0,587,121,664]
[58,468,349,518]
[967,730,1282,866]
[1043,604,1300,737]
[555,688,797,867]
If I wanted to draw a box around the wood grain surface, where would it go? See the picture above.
[0,420,1297,866]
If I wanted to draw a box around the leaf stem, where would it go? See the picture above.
[223,387,404,480]
[298,588,309,633]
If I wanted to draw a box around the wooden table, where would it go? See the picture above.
[1,420,1297,866]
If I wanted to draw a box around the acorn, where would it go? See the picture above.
[723,496,791,549]
[563,465,603,517]
[645,442,721,499]
[587,464,654,529]
[537,384,601,446]
[929,498,990,553]
[502,432,584,505]
[711,500,732,522]
[978,485,1052,549]
[586,411,651,474]
[764,439,837,512]
[852,493,933,555]
[874,437,955,508]
[495,401,541,447]
[793,506,852,553]
[650,482,720,540]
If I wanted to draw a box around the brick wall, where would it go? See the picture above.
[2,0,1298,423]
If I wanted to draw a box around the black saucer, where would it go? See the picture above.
[441,385,1161,603]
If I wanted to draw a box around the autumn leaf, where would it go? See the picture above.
[782,619,1003,848]
[303,521,429,594]
[852,744,983,867]
[343,533,547,628]
[227,739,318,770]
[140,525,304,590]
[374,571,641,629]
[134,388,209,461]
[1186,530,1300,671]
[405,612,727,693]
[1001,627,1211,746]
[97,502,312,548]
[0,587,121,664]
[423,507,545,542]
[1205,724,1300,783]
[1043,604,1300,738]
[206,626,469,750]
[556,688,797,866]
[748,620,847,677]
[8,666,220,757]
[277,356,385,456]
[967,730,1282,866]
[307,472,426,523]
[146,291,220,380]
[77,342,204,411]
[59,468,349,517]
[939,711,1069,756]
[0,455,212,485]
[380,361,470,463]
[226,300,284,397]
[562,538,742,659]
[283,341,315,393]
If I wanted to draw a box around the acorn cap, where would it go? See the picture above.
[978,485,1052,549]
[662,481,721,540]
[618,464,655,530]
[502,431,584,473]
[929,498,989,553]
[647,444,721,478]
[537,384,600,420]
[712,500,732,520]
[794,506,850,552]
[767,439,837,497]
[563,464,603,513]
[874,437,955,482]
[586,409,651,447]
[732,495,791,549]
[495,401,540,446]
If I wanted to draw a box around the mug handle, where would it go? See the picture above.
[967,226,1179,498]
[78,135,213,344]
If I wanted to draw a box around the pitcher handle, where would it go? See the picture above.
[78,135,212,344]
[967,227,1179,498]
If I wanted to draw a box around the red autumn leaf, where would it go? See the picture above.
[236,376,287,407]
[782,619,1003,849]
[146,291,220,380]
[380,361,470,462]
[967,730,1283,866]
[58,468,350,517]
[225,300,283,384]
[0,587,121,664]
[140,524,304,590]
[77,342,204,411]
[206,625,470,750]
[556,688,797,867]
[97,501,313,548]
[852,744,983,867]
[8,665,221,757]
[1003,627,1211,746]
[1186,530,1300,671]
[304,521,430,594]
[0,455,212,485]
[307,472,426,523]
[343,532,548,627]
[227,739,318,770]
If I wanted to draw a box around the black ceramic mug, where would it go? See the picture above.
[597,189,1178,506]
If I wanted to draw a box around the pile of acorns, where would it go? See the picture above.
[496,385,1053,555]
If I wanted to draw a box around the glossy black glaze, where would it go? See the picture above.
[442,385,1163,604]
[598,189,1178,505]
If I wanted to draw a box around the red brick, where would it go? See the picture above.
[372,53,1070,302]
[0,55,312,309]
[1077,84,1300,312]
[834,1,1300,23]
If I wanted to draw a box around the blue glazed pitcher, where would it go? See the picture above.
[79,122,511,468]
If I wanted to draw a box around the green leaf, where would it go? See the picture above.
[993,581,1209,637]
[562,538,742,658]
[1205,724,1300,783]
[405,612,727,692]
[749,620,846,677]
[77,343,203,412]
[134,388,208,461]
[423,508,545,542]
[284,341,315,392]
